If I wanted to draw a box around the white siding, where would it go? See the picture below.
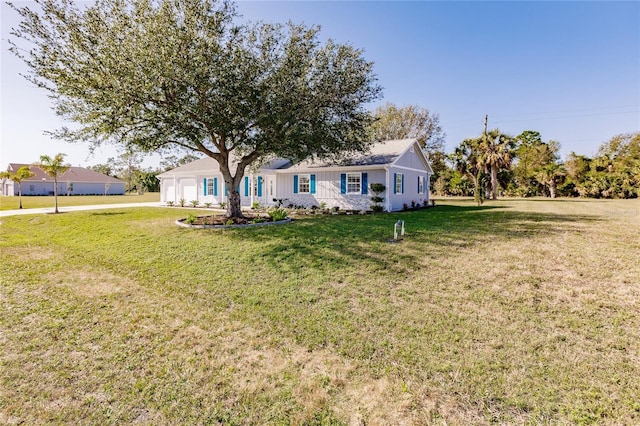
[277,169,386,210]
[394,145,428,171]
[388,167,430,211]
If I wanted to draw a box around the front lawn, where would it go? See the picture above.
[0,192,160,210]
[1,198,638,424]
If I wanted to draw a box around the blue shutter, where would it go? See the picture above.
[310,174,316,194]
[418,176,421,193]
[224,183,227,196]
[361,173,368,195]
[401,174,405,194]
[257,176,263,197]
[203,178,207,195]
[340,173,346,194]
[293,175,299,194]
[393,173,397,194]
[244,177,249,196]
[213,178,218,196]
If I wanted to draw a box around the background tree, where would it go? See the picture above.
[10,0,381,218]
[371,103,445,155]
[0,166,35,209]
[160,154,203,171]
[36,153,70,213]
[477,129,514,200]
[451,138,485,205]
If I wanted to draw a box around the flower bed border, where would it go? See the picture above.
[176,217,291,229]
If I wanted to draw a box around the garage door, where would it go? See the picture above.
[180,179,197,201]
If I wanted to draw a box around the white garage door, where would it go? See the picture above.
[164,182,175,202]
[180,179,197,201]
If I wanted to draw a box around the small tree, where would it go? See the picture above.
[369,183,386,212]
[36,153,70,213]
[0,166,35,209]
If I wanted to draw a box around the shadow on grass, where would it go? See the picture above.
[223,204,602,276]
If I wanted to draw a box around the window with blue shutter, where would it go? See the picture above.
[257,176,263,197]
[293,175,299,194]
[310,174,316,194]
[401,174,405,193]
[203,178,207,195]
[213,177,218,196]
[361,173,368,195]
[393,173,397,194]
[340,173,346,194]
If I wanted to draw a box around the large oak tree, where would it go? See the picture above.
[9,0,382,217]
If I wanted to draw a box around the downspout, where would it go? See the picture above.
[250,173,254,206]
[384,166,391,212]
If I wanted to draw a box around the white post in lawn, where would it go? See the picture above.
[394,220,405,240]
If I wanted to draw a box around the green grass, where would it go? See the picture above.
[0,192,160,210]
[1,198,638,424]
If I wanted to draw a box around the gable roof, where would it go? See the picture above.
[6,164,124,184]
[283,139,431,172]
[156,156,291,178]
[156,139,432,177]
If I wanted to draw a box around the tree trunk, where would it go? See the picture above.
[549,180,557,199]
[491,163,498,200]
[18,183,23,209]
[53,178,59,213]
[226,189,243,218]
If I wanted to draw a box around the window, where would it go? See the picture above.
[269,179,273,196]
[418,176,424,194]
[207,179,214,195]
[298,174,310,193]
[395,173,404,194]
[347,173,361,194]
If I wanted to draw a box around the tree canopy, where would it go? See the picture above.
[371,103,445,155]
[9,0,382,217]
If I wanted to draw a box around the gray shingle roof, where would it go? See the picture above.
[7,164,124,184]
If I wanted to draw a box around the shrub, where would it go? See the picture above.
[319,201,327,210]
[251,217,266,224]
[225,219,233,226]
[251,201,260,210]
[204,202,212,208]
[268,208,288,221]
[403,203,409,211]
[370,183,386,212]
[219,202,226,209]
[411,200,416,209]
[179,198,186,207]
[166,201,174,207]
[190,200,199,207]
[185,213,197,224]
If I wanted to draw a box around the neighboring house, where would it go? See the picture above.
[1,163,125,196]
[158,139,432,212]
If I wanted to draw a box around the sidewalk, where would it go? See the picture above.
[0,202,162,217]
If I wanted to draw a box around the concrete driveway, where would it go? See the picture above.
[0,202,162,217]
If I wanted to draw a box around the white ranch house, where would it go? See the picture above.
[158,139,433,212]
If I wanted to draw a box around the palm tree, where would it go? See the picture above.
[452,138,485,206]
[36,153,70,213]
[536,163,565,198]
[0,166,35,209]
[477,129,514,200]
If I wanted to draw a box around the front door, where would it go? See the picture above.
[265,176,276,205]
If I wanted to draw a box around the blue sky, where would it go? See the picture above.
[1,1,638,168]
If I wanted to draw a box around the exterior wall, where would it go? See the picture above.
[6,181,124,196]
[276,169,386,211]
[160,173,274,207]
[387,166,430,211]
[394,145,428,171]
